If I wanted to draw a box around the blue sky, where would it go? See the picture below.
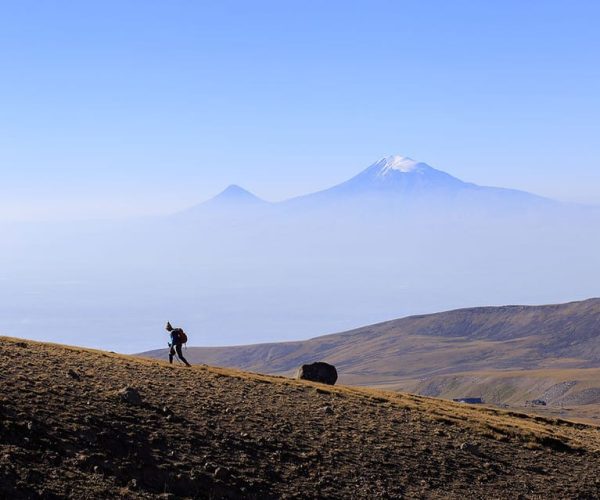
[1,1,599,220]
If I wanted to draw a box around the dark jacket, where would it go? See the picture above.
[169,328,185,346]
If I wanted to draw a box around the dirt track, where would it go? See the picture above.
[1,337,600,499]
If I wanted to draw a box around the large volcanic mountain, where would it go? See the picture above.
[286,155,551,207]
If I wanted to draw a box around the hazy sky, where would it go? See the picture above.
[1,1,599,220]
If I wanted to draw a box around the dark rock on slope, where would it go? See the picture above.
[296,362,338,385]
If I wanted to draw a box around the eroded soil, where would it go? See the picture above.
[1,337,600,499]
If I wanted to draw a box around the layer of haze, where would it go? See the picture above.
[2,175,599,352]
[1,1,599,352]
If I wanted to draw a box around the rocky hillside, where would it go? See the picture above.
[2,336,600,499]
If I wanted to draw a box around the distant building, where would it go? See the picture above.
[525,399,547,407]
[452,397,484,404]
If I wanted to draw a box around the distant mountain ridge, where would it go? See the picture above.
[180,155,554,215]
[141,298,600,384]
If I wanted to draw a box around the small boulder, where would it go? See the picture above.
[459,442,480,455]
[296,362,338,385]
[116,387,142,406]
[203,461,218,473]
[214,467,230,481]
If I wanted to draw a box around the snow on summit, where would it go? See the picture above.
[372,155,426,175]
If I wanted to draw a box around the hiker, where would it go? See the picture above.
[166,322,192,367]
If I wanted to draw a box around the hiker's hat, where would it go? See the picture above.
[165,321,173,331]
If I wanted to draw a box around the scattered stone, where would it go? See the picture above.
[322,405,334,415]
[79,429,97,444]
[214,467,230,481]
[67,369,81,380]
[44,452,61,465]
[115,387,142,406]
[460,442,480,454]
[204,462,217,473]
[24,469,44,484]
[296,362,338,385]
[189,467,204,481]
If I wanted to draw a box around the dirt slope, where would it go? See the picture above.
[2,336,600,499]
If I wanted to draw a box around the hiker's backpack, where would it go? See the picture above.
[174,328,188,345]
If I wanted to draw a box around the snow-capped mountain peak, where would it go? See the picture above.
[371,155,427,175]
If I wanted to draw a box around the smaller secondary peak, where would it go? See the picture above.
[210,184,266,205]
[219,184,252,197]
[373,155,423,174]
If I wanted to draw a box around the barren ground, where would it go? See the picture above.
[2,336,600,499]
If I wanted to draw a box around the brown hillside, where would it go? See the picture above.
[141,299,600,410]
[143,299,600,381]
[3,336,600,499]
